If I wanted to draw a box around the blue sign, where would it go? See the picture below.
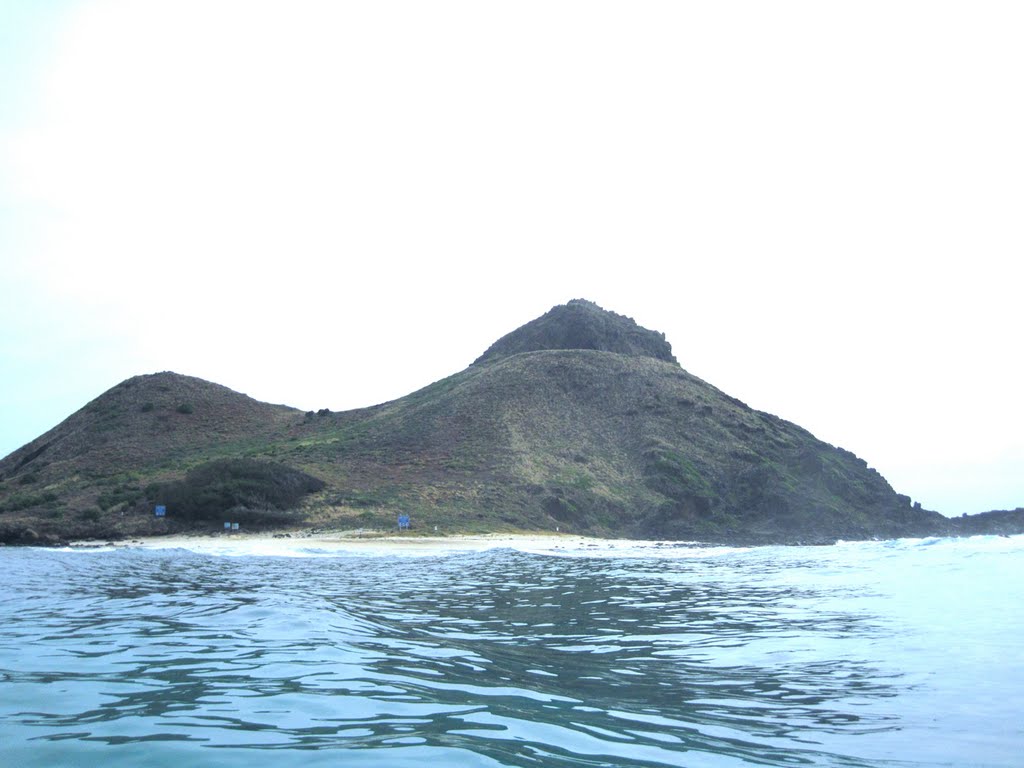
[154,505,166,517]
[398,514,410,530]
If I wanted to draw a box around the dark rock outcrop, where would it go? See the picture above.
[948,508,1024,536]
[474,299,677,365]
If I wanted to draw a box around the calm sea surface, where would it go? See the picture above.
[1,535,1022,767]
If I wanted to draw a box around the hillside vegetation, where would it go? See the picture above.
[0,300,1013,545]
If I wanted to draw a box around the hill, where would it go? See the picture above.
[0,372,301,542]
[283,348,947,542]
[0,301,1015,545]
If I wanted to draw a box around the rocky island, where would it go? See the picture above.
[1,299,1020,546]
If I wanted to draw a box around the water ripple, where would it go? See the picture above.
[2,539,1023,766]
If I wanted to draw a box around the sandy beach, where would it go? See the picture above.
[66,530,649,557]
[61,530,756,560]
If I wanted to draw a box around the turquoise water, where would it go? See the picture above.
[1,536,1022,767]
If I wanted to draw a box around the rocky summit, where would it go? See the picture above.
[474,299,677,365]
[1,300,1018,545]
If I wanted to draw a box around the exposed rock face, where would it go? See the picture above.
[948,508,1024,536]
[474,299,677,365]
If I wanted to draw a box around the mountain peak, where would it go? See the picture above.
[474,299,677,365]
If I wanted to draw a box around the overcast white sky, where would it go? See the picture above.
[2,1,1021,516]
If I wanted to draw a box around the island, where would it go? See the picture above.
[2,299,1021,546]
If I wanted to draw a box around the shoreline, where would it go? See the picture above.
[65,530,634,555]
[27,529,1024,556]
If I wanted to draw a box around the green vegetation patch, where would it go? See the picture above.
[0,491,59,513]
[326,489,395,508]
[643,444,713,502]
[153,459,325,522]
[553,466,596,491]
[97,484,144,511]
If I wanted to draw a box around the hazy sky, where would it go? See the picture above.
[2,1,1021,516]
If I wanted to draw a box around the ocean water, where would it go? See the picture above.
[1,536,1022,767]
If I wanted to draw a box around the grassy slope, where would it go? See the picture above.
[277,350,947,542]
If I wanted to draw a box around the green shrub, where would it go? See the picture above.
[0,491,59,513]
[176,403,194,414]
[141,402,155,412]
[97,485,143,511]
[154,459,325,521]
